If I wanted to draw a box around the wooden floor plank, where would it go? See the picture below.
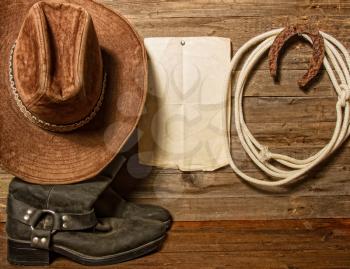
[1,220,349,268]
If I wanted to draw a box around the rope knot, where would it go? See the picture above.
[259,146,272,163]
[338,84,350,107]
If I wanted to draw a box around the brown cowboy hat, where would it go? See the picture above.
[0,0,147,184]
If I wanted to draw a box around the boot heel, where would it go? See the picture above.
[7,239,52,266]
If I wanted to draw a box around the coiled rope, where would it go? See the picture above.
[225,28,350,187]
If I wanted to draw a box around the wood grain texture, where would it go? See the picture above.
[1,0,350,222]
[1,220,350,268]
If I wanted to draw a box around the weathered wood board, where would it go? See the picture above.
[1,0,350,222]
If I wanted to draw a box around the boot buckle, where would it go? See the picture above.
[30,209,58,234]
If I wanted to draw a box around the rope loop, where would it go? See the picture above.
[226,28,350,187]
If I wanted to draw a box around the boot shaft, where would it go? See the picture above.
[8,155,126,213]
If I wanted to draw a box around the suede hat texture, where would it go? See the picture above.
[0,0,147,184]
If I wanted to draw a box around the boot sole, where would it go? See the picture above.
[8,235,166,266]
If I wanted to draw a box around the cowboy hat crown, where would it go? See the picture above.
[11,1,104,132]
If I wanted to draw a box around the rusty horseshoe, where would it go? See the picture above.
[268,24,325,89]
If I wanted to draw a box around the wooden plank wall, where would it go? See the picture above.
[1,0,350,222]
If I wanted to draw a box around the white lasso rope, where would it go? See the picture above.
[225,28,350,187]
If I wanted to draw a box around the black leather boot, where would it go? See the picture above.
[95,155,172,229]
[6,161,167,266]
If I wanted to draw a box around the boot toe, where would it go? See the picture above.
[121,218,167,244]
[123,203,172,226]
[137,204,172,229]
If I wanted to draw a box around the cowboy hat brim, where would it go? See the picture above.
[0,0,147,184]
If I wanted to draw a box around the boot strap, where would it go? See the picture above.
[7,195,97,231]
